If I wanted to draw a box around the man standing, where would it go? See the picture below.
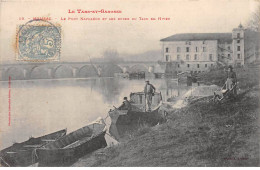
[144,80,156,112]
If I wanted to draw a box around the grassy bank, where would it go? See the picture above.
[198,66,259,89]
[73,67,260,167]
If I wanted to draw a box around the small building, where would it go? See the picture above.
[153,64,165,78]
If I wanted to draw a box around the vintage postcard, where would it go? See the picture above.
[0,0,259,167]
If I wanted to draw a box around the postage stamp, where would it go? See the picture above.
[16,19,61,62]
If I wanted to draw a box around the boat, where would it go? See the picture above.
[109,92,164,140]
[114,72,129,79]
[129,71,145,79]
[36,119,107,166]
[0,129,67,167]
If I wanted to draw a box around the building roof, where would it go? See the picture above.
[160,33,232,43]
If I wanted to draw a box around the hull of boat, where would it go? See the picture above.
[0,129,67,167]
[109,107,164,140]
[1,150,35,167]
[37,131,107,166]
[116,107,162,126]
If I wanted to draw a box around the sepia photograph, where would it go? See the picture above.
[0,0,259,167]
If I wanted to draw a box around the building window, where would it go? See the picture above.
[194,54,198,60]
[237,54,241,59]
[177,55,180,60]
[178,64,180,68]
[209,54,213,61]
[177,47,181,53]
[166,55,169,61]
[186,41,191,45]
[186,47,190,52]
[187,64,190,68]
[237,40,240,43]
[205,64,207,68]
[228,46,231,50]
[203,47,207,52]
[237,33,240,38]
[195,47,199,52]
[237,46,240,51]
[228,54,231,58]
[186,54,190,60]
[197,64,200,68]
[165,47,169,53]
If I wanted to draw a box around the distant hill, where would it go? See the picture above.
[121,50,162,62]
[91,49,162,63]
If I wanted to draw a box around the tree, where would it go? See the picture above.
[102,49,124,63]
[247,3,260,31]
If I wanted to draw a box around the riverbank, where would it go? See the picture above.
[198,66,259,89]
[72,67,259,167]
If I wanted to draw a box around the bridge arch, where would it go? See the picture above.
[100,64,123,77]
[78,65,99,78]
[5,67,25,80]
[30,66,52,79]
[54,65,73,78]
[128,64,148,73]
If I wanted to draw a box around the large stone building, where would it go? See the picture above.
[160,24,260,73]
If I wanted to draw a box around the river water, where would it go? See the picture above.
[0,78,218,150]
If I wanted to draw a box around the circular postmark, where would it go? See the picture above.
[16,19,61,62]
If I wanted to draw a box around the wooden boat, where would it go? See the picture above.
[0,129,67,167]
[129,72,145,79]
[109,92,164,140]
[36,119,107,166]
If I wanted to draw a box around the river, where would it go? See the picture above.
[0,78,218,150]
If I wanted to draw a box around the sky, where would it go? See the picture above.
[0,0,259,63]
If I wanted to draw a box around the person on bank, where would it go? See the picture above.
[222,65,237,96]
[144,80,156,112]
[118,97,132,111]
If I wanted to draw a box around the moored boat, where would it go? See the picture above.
[0,129,67,167]
[109,92,164,140]
[36,119,107,166]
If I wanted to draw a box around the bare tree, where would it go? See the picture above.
[102,48,124,63]
[247,4,260,31]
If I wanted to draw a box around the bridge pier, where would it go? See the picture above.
[148,66,154,73]
[23,69,28,79]
[48,69,53,79]
[97,67,102,77]
[72,68,78,78]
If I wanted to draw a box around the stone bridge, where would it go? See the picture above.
[0,61,158,80]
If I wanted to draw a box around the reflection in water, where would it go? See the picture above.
[0,78,217,150]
